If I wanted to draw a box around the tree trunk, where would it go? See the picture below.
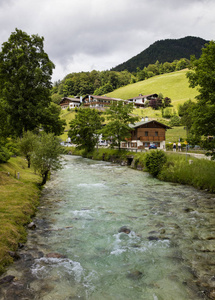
[41,170,49,185]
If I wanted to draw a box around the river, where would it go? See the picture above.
[0,155,215,300]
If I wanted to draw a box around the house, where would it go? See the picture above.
[82,95,125,109]
[127,93,158,108]
[121,118,171,150]
[59,97,82,109]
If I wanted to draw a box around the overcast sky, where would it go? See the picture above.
[0,0,214,82]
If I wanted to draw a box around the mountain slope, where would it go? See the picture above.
[112,36,208,72]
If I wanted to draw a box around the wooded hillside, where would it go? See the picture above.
[111,36,208,72]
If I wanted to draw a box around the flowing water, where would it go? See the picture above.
[1,155,215,300]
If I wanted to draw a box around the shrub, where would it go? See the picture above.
[144,150,167,177]
[0,146,11,163]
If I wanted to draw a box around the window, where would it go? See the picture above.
[145,131,148,136]
[155,131,158,136]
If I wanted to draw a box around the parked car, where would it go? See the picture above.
[149,144,157,150]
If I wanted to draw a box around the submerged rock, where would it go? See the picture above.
[127,270,143,280]
[147,236,159,241]
[118,226,131,234]
[46,252,67,259]
[0,275,15,285]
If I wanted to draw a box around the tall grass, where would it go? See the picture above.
[159,153,215,192]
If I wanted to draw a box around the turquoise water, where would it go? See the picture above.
[2,155,214,299]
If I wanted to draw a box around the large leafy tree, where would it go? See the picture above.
[102,101,138,150]
[186,41,215,158]
[0,28,55,137]
[68,108,104,153]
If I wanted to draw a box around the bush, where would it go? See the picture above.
[144,150,167,177]
[0,146,11,163]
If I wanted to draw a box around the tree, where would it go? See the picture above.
[68,108,104,153]
[101,102,138,150]
[0,28,55,137]
[186,41,215,158]
[19,131,38,168]
[178,100,196,134]
[31,133,63,185]
[42,102,66,136]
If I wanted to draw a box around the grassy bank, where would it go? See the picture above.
[0,157,41,274]
[67,147,215,193]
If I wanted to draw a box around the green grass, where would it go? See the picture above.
[0,157,41,274]
[159,153,215,192]
[166,126,187,143]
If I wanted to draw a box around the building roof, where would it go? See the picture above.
[60,97,81,104]
[129,120,171,129]
[83,94,123,101]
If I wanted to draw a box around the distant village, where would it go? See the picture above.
[60,94,170,151]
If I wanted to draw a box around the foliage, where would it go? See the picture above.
[144,150,167,177]
[41,102,66,136]
[31,133,63,185]
[101,102,138,150]
[178,100,196,134]
[19,131,38,168]
[54,70,133,98]
[186,41,215,158]
[68,108,104,153]
[0,28,55,137]
[0,145,10,163]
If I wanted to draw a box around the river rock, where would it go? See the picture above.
[0,275,15,284]
[127,270,143,280]
[8,251,21,260]
[27,222,36,229]
[46,252,67,258]
[118,226,131,234]
[147,236,159,241]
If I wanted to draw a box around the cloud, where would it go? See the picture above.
[0,0,214,81]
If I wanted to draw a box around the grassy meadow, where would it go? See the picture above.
[0,157,41,274]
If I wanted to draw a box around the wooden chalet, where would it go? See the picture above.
[83,95,125,109]
[59,97,81,109]
[121,118,171,150]
[127,93,158,108]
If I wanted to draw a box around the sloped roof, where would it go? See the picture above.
[83,94,123,101]
[129,120,171,129]
[60,97,81,104]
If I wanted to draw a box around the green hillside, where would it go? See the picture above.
[107,69,198,106]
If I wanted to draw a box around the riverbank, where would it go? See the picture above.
[67,147,215,193]
[0,157,41,275]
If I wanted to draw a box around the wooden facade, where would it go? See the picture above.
[121,120,171,150]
